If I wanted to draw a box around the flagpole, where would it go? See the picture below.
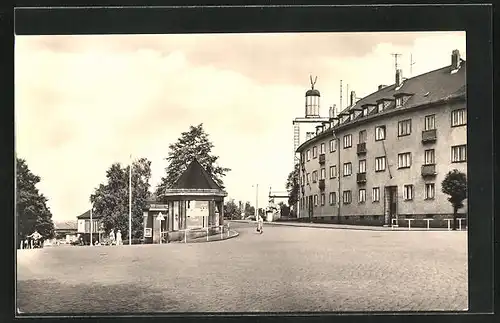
[90,204,93,246]
[129,155,132,246]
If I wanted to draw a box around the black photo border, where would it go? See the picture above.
[2,2,496,323]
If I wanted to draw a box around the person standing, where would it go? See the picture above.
[109,229,115,246]
[116,230,122,246]
[257,214,264,234]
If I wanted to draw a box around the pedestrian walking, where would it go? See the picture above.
[109,229,115,245]
[257,214,264,234]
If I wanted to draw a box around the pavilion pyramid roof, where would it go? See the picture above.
[171,158,222,190]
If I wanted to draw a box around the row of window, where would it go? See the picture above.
[303,109,466,161]
[301,146,466,184]
[301,183,437,208]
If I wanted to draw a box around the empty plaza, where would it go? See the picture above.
[16,222,468,314]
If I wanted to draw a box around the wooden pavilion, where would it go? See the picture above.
[143,159,227,243]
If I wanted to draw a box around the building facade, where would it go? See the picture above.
[77,210,104,243]
[296,49,467,227]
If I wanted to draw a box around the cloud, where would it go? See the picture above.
[15,32,465,220]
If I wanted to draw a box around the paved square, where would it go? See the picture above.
[16,222,468,313]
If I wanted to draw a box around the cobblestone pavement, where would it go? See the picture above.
[16,222,468,314]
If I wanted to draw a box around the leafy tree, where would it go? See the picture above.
[224,199,240,220]
[156,124,231,196]
[286,163,300,211]
[91,158,152,239]
[16,158,55,244]
[244,202,255,217]
[441,169,467,230]
[278,202,290,218]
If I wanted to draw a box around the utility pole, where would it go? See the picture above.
[129,155,132,246]
[90,204,93,246]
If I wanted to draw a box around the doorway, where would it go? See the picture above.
[308,196,313,221]
[384,186,398,226]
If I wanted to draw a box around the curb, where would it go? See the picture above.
[177,230,240,244]
[228,220,464,232]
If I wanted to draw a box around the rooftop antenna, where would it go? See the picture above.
[410,53,416,77]
[339,80,343,110]
[310,75,318,90]
[391,53,402,71]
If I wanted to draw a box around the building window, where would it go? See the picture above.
[377,102,384,113]
[395,97,403,107]
[321,193,326,206]
[358,189,366,203]
[314,194,318,207]
[343,134,352,148]
[343,162,352,176]
[320,143,326,154]
[375,156,386,172]
[424,114,436,130]
[358,159,366,174]
[372,187,380,202]
[329,192,337,205]
[451,145,467,162]
[363,107,369,116]
[305,197,308,209]
[320,168,326,180]
[343,190,352,204]
[375,125,386,141]
[424,149,435,165]
[313,146,318,158]
[312,171,318,183]
[329,139,336,152]
[306,173,311,184]
[329,165,337,179]
[398,119,412,137]
[359,130,367,143]
[451,109,467,127]
[425,183,435,200]
[403,185,414,201]
[306,150,311,161]
[398,152,412,169]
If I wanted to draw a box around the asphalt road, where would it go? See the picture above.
[16,221,468,314]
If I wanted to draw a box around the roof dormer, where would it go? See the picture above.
[376,98,392,113]
[393,92,413,108]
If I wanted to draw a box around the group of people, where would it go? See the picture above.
[108,229,123,245]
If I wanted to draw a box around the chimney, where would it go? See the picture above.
[395,69,403,86]
[350,91,356,107]
[305,132,312,141]
[316,125,322,135]
[451,49,461,69]
[329,106,334,118]
[378,84,386,90]
[332,104,336,118]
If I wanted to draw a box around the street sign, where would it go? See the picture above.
[156,212,165,221]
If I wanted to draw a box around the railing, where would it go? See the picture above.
[160,224,232,243]
[319,154,326,164]
[421,164,437,177]
[357,142,367,155]
[318,179,325,191]
[356,172,366,184]
[390,218,467,230]
[422,129,437,143]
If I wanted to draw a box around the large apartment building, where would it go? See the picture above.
[296,49,467,227]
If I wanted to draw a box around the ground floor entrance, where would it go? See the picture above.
[384,186,398,226]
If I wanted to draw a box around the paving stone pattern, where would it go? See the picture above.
[16,222,467,314]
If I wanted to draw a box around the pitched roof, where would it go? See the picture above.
[54,221,78,230]
[76,210,102,219]
[338,60,466,117]
[171,159,222,190]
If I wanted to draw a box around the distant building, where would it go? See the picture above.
[143,158,228,243]
[296,49,466,227]
[54,221,78,243]
[77,210,104,243]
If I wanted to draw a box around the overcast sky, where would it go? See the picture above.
[15,31,466,221]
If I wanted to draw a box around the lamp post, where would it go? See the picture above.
[90,204,93,246]
[252,184,259,219]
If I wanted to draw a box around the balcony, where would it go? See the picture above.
[318,179,325,191]
[357,142,367,155]
[319,154,326,165]
[356,172,367,184]
[421,164,437,177]
[422,129,437,143]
